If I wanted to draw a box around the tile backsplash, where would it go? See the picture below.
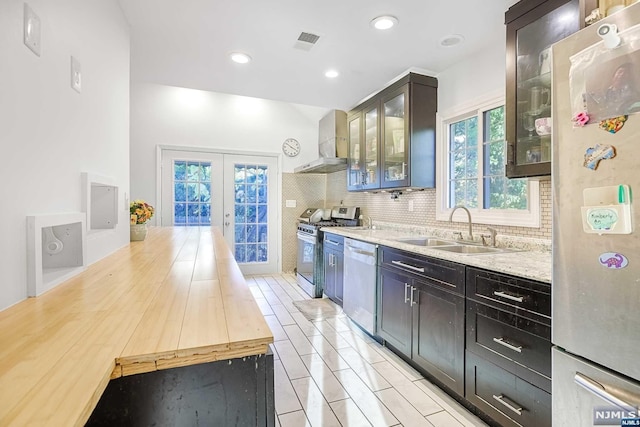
[282,171,552,272]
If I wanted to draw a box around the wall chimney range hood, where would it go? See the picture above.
[294,110,348,174]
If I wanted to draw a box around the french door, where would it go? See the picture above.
[161,150,278,274]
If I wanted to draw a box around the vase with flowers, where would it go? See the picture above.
[130,199,154,241]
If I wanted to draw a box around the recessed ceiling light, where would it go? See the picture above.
[230,52,251,64]
[440,34,465,47]
[371,15,398,30]
[325,69,339,78]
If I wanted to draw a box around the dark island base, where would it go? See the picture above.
[87,352,274,427]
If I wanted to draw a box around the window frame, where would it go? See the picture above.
[435,94,541,228]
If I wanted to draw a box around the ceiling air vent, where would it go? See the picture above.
[294,32,320,51]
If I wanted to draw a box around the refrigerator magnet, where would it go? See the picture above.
[583,144,616,170]
[599,115,628,133]
[598,252,628,269]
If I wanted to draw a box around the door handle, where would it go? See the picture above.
[493,290,524,303]
[391,260,425,273]
[410,286,417,306]
[493,337,523,353]
[404,283,410,303]
[492,394,524,416]
[574,372,640,410]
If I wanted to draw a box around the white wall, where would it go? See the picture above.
[437,43,507,113]
[129,82,329,216]
[0,0,130,310]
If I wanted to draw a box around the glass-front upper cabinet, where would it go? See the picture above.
[346,73,438,192]
[381,87,409,189]
[347,102,379,191]
[505,0,592,178]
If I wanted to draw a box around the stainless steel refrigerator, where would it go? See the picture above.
[552,4,640,426]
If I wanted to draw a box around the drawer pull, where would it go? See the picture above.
[574,372,639,410]
[404,283,410,303]
[493,291,524,303]
[493,337,523,353]
[391,260,425,273]
[492,394,524,416]
[325,239,341,246]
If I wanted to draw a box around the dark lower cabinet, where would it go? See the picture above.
[378,268,412,356]
[412,280,465,396]
[323,234,344,306]
[377,247,465,396]
[465,267,551,427]
[465,351,551,427]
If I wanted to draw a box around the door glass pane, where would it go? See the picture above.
[383,93,406,182]
[173,161,212,226]
[233,163,269,264]
[348,116,361,187]
[365,107,378,185]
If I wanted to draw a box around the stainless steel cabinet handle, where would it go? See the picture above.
[493,337,523,353]
[493,291,524,303]
[492,394,523,416]
[574,372,639,409]
[404,283,410,303]
[410,286,417,306]
[391,260,425,273]
[325,239,341,246]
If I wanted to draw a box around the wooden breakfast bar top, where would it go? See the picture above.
[0,227,273,426]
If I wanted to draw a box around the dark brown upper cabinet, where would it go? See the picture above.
[505,0,596,178]
[347,73,437,191]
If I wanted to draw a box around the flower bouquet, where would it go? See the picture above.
[130,200,154,241]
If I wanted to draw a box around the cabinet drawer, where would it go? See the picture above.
[465,351,551,427]
[467,302,551,392]
[466,267,550,321]
[380,247,465,295]
[323,233,344,249]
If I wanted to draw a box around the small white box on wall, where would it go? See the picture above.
[27,213,86,297]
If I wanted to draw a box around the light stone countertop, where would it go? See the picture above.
[322,226,552,284]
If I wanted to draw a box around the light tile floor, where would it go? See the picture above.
[245,273,489,427]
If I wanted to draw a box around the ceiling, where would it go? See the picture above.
[119,0,519,111]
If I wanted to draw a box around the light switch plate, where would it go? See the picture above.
[23,3,41,57]
[71,56,82,93]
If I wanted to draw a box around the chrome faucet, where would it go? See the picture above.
[449,205,473,241]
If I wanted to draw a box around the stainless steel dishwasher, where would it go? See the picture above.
[343,238,378,335]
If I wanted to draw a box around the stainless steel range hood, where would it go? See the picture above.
[294,110,347,174]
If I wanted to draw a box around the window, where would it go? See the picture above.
[173,161,212,225]
[437,97,540,227]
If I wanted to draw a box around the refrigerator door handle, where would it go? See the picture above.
[492,394,523,416]
[574,372,639,410]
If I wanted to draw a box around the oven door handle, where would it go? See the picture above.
[297,232,317,245]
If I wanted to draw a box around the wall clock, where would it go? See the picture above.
[282,138,301,157]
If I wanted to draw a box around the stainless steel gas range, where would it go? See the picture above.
[296,206,360,298]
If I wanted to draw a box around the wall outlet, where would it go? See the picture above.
[285,199,297,208]
[23,4,41,57]
[71,56,82,93]
[408,200,414,212]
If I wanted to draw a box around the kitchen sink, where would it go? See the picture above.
[394,237,457,247]
[431,245,511,255]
